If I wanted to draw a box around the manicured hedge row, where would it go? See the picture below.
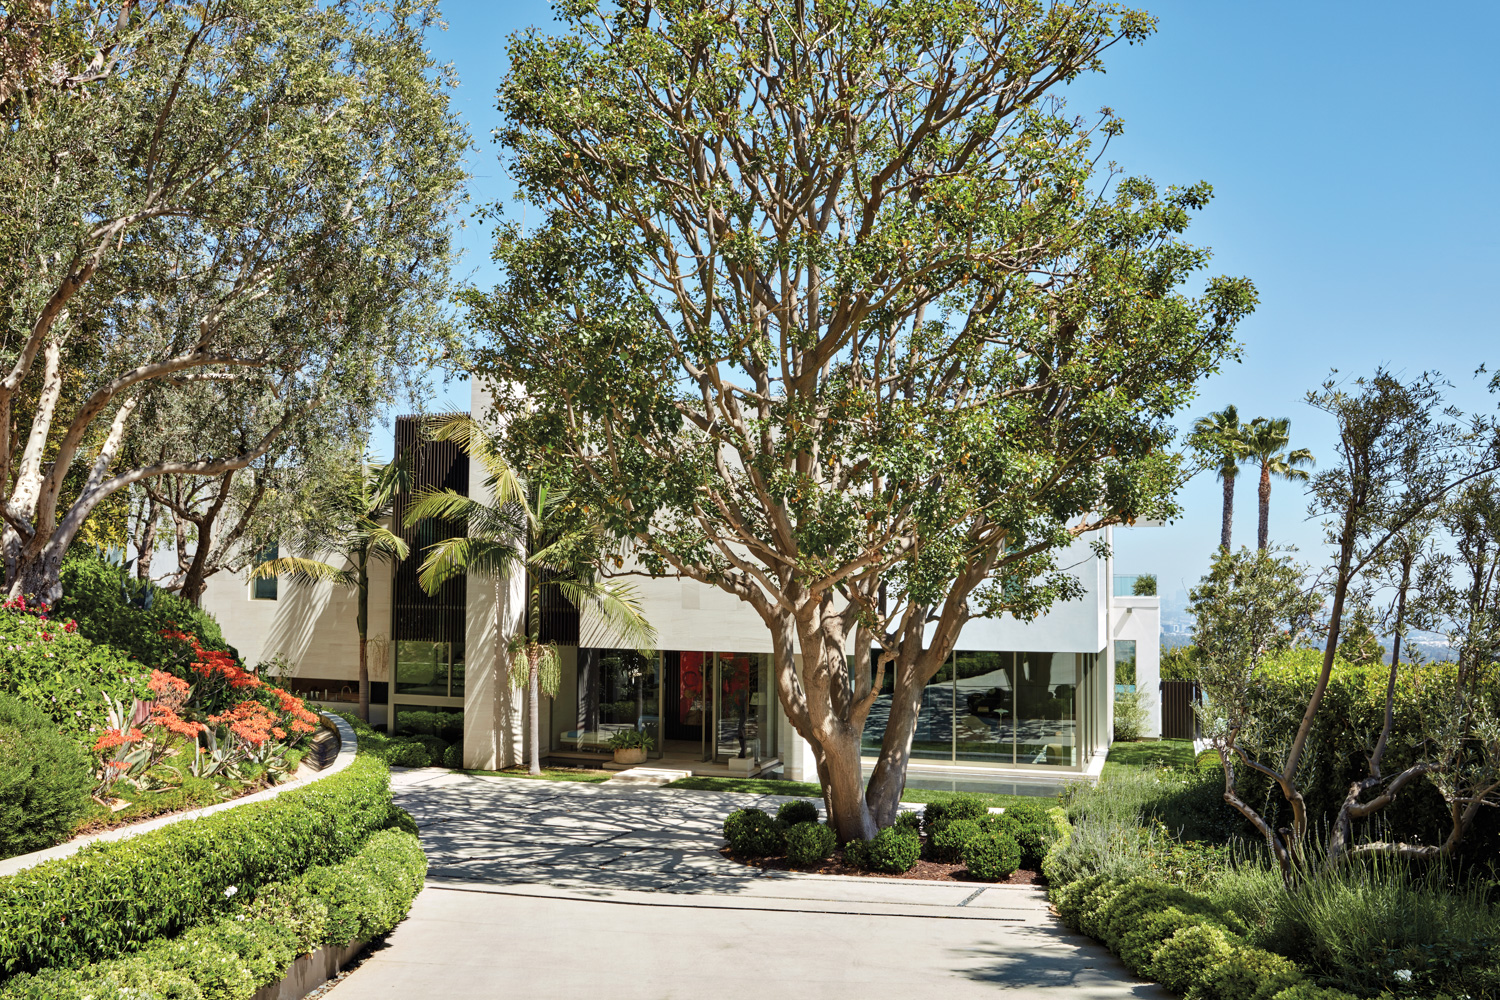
[0,827,426,1000]
[0,752,392,978]
[1042,817,1357,1000]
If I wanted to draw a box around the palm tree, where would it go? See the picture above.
[1191,405,1248,552]
[1242,417,1314,551]
[404,417,655,774]
[251,457,409,722]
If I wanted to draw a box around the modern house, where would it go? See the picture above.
[201,384,1162,785]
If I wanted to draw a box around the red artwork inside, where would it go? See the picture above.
[679,652,705,725]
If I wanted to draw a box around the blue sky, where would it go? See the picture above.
[395,0,1500,612]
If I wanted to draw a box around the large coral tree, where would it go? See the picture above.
[469,0,1256,839]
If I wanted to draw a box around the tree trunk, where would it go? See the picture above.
[528,649,541,775]
[6,545,64,605]
[356,555,371,723]
[136,498,159,580]
[1258,463,1272,550]
[1220,469,1236,551]
[179,472,234,606]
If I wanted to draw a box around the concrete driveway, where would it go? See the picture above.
[327,770,1170,1000]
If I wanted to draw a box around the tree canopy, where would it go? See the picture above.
[1,0,467,602]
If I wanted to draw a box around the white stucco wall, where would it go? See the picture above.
[198,556,393,689]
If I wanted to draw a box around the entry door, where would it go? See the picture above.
[712,653,762,764]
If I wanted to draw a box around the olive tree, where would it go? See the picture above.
[1,0,466,603]
[469,0,1255,839]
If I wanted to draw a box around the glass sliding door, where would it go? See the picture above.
[954,651,1015,765]
[714,653,759,762]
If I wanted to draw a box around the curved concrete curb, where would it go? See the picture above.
[0,711,358,878]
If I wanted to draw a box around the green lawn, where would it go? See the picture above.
[457,767,611,783]
[1101,739,1196,777]
[663,774,1052,811]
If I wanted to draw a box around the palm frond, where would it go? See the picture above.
[404,487,484,527]
[367,453,413,512]
[427,416,529,509]
[250,556,355,587]
[562,579,657,652]
[416,537,525,594]
[365,525,410,561]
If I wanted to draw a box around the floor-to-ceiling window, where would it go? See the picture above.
[861,650,1087,768]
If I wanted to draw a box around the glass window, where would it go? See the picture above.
[1114,639,1137,691]
[1015,652,1077,766]
[598,649,660,751]
[252,543,278,600]
[393,705,464,742]
[911,656,955,761]
[860,651,893,756]
[954,651,1015,765]
[395,640,453,696]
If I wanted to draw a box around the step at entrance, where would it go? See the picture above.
[606,767,694,786]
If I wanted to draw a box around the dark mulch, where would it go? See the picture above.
[721,847,1045,886]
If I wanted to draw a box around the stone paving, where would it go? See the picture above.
[327,769,1171,999]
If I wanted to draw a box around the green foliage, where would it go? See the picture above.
[0,828,425,1000]
[53,556,231,666]
[776,800,820,827]
[383,743,431,768]
[391,710,465,742]
[442,744,464,769]
[929,818,983,864]
[1191,947,1304,1000]
[336,712,444,770]
[0,693,94,858]
[0,593,150,741]
[783,822,837,867]
[0,752,391,977]
[863,826,921,874]
[922,794,987,834]
[385,807,419,838]
[1149,923,1238,994]
[1161,644,1201,681]
[1112,690,1151,742]
[893,810,922,835]
[1231,650,1500,864]
[722,808,784,857]
[962,830,1021,881]
[1133,574,1158,597]
[605,729,654,751]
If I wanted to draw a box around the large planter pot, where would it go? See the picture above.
[613,747,647,765]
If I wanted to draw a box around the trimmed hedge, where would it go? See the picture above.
[962,830,1021,882]
[776,800,820,827]
[0,826,426,1000]
[723,808,783,856]
[0,694,93,859]
[863,826,920,874]
[783,822,836,866]
[0,751,392,977]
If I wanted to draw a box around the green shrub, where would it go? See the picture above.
[1051,873,1111,929]
[442,744,463,769]
[776,800,820,826]
[1076,878,1129,940]
[1119,908,1218,973]
[383,742,432,768]
[962,830,1021,882]
[0,601,149,741]
[841,838,869,870]
[893,810,922,835]
[0,693,94,858]
[406,735,449,758]
[922,794,986,833]
[0,827,426,1000]
[0,752,392,977]
[1001,800,1057,868]
[929,818,983,863]
[864,826,921,874]
[52,554,231,666]
[386,807,419,837]
[1149,923,1238,995]
[1113,690,1151,741]
[783,822,836,867]
[723,808,783,856]
[1189,946,1304,1000]
[1267,987,1360,1000]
